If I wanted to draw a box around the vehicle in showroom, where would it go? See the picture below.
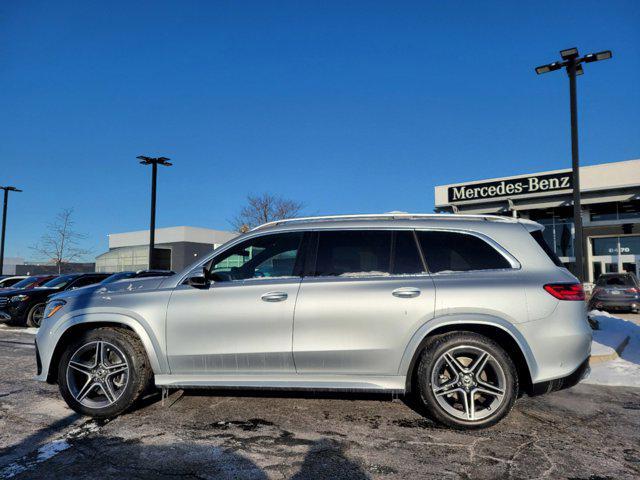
[35,214,591,429]
[589,272,640,313]
[0,275,27,289]
[2,273,109,327]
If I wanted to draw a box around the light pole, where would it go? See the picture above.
[137,156,172,270]
[0,186,23,275]
[535,48,612,282]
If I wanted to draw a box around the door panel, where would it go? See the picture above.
[293,275,436,375]
[166,231,305,375]
[166,278,300,374]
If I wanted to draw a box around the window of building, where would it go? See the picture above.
[417,231,512,273]
[210,233,303,281]
[528,208,574,258]
[592,236,640,256]
[590,201,640,222]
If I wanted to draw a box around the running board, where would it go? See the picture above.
[154,374,406,393]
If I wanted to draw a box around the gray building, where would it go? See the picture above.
[434,159,640,284]
[96,226,238,273]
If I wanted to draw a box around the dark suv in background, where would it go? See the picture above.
[0,273,110,327]
[589,273,640,313]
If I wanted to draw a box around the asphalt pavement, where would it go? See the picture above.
[0,325,639,480]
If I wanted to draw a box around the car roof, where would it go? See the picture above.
[249,213,542,234]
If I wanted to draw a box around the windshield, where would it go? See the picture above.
[101,272,135,284]
[42,274,78,289]
[9,276,40,289]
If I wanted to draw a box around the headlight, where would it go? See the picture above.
[44,300,66,319]
[10,294,29,302]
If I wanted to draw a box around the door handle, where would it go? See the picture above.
[261,291,288,302]
[392,287,421,299]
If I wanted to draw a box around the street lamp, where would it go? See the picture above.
[535,47,612,282]
[0,186,23,275]
[137,156,172,270]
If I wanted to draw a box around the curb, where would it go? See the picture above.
[589,335,631,365]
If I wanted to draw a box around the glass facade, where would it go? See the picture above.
[95,246,171,272]
[590,200,640,222]
[528,207,574,258]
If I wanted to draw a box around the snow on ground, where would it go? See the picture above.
[584,310,640,387]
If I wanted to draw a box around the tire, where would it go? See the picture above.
[415,331,518,430]
[58,327,153,418]
[26,303,46,328]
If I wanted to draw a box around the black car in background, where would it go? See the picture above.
[0,273,110,327]
[0,276,27,289]
[589,273,640,314]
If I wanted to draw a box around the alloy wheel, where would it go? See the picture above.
[430,345,506,422]
[66,341,130,409]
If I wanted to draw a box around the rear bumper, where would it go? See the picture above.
[517,301,592,384]
[529,357,590,395]
[589,297,639,310]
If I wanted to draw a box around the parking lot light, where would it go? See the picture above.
[534,47,612,282]
[0,186,23,276]
[136,156,172,270]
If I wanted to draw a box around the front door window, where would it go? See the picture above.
[209,232,303,281]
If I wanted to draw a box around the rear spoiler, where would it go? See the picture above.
[517,218,544,232]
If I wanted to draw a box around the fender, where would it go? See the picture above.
[45,311,168,377]
[397,313,538,380]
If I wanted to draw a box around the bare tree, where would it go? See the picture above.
[31,208,90,273]
[231,193,304,232]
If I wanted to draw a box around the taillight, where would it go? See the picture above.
[544,283,585,301]
[625,287,639,294]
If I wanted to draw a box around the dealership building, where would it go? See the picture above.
[434,159,640,283]
[95,226,237,273]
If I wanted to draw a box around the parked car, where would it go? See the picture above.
[0,276,27,289]
[100,270,175,284]
[35,214,591,429]
[589,273,640,314]
[0,275,57,292]
[1,273,110,327]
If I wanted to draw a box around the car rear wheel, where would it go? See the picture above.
[26,303,46,328]
[415,331,518,429]
[57,327,152,418]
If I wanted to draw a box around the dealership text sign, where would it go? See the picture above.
[447,172,573,203]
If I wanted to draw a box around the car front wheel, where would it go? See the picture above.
[57,327,152,418]
[26,303,46,328]
[416,331,518,429]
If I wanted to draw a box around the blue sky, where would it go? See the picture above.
[1,0,639,260]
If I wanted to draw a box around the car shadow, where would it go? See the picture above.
[1,421,371,479]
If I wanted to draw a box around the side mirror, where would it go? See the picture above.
[186,267,210,289]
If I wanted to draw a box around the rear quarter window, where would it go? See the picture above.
[417,230,512,273]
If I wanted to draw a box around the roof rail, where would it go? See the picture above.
[250,213,519,231]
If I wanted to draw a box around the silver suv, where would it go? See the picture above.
[35,214,592,429]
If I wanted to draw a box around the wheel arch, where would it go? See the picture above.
[45,314,166,384]
[400,315,536,395]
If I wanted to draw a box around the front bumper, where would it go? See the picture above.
[0,311,10,322]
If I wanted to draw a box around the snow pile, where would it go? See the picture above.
[585,310,640,387]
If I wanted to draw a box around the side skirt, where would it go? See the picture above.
[154,374,406,393]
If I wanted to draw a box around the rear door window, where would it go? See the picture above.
[417,231,512,273]
[314,230,424,277]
